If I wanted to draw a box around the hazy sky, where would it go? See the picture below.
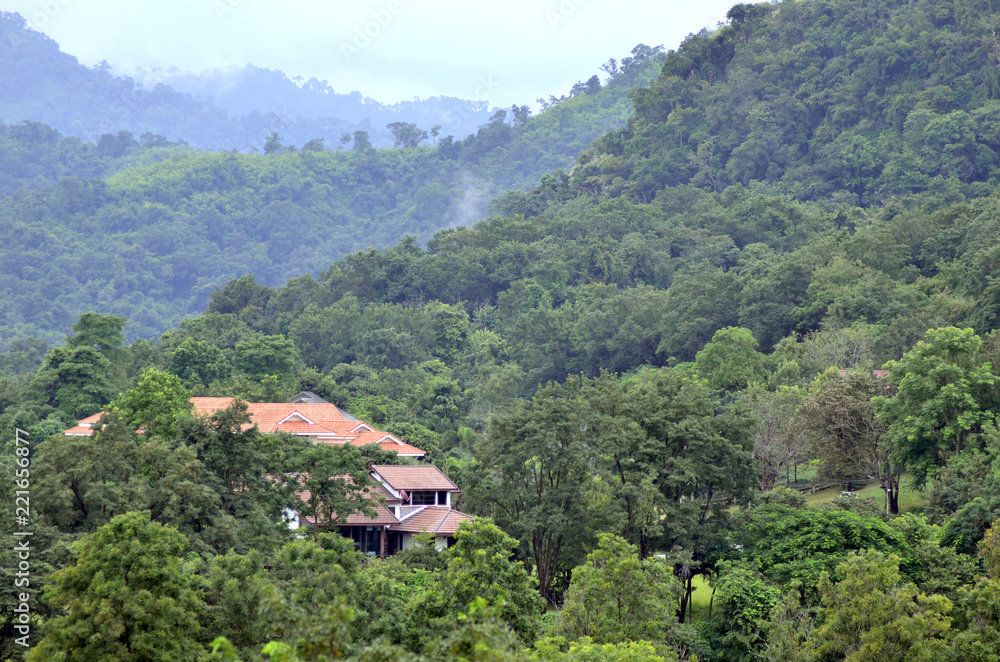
[1,0,740,107]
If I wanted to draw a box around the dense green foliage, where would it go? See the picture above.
[12,0,1000,659]
[0,45,663,349]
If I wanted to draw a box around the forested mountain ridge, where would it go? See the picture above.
[145,63,495,144]
[0,11,486,149]
[0,10,657,154]
[0,43,664,349]
[587,0,1000,206]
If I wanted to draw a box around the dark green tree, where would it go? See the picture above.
[470,377,593,603]
[29,511,206,661]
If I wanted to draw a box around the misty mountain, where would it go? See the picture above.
[0,12,489,150]
[146,64,493,145]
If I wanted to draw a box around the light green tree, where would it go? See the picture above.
[442,518,545,645]
[694,326,769,390]
[810,550,952,662]
[109,367,192,440]
[558,534,690,657]
[874,327,997,484]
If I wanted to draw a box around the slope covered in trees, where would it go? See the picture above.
[10,0,1000,659]
[588,0,1000,206]
[0,44,665,349]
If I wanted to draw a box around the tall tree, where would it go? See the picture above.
[470,377,593,603]
[33,345,115,419]
[798,368,901,512]
[874,327,997,485]
[737,384,806,492]
[633,367,756,620]
[386,122,429,148]
[292,444,375,536]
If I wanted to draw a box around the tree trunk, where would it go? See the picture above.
[639,532,650,560]
[533,536,555,604]
[687,576,694,622]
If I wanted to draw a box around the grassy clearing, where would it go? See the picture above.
[803,478,926,513]
[687,573,714,624]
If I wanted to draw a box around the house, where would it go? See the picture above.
[290,464,473,556]
[62,394,426,458]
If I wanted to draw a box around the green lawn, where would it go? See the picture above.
[688,574,714,624]
[804,478,926,513]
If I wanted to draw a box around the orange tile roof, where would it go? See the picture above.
[63,398,425,457]
[394,506,473,535]
[372,465,460,492]
[296,480,400,526]
[342,432,426,457]
[191,397,235,413]
[343,504,399,526]
[287,467,471,535]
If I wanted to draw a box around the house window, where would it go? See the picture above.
[340,525,383,556]
[409,491,436,505]
[438,491,449,506]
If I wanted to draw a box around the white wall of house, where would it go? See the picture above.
[282,507,308,539]
[399,533,449,551]
[282,507,300,530]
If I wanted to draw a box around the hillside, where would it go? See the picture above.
[0,42,664,349]
[587,0,1000,206]
[9,1,1000,659]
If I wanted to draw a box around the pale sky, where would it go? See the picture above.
[1,0,740,107]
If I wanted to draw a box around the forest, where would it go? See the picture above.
[0,34,664,349]
[8,0,1000,659]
